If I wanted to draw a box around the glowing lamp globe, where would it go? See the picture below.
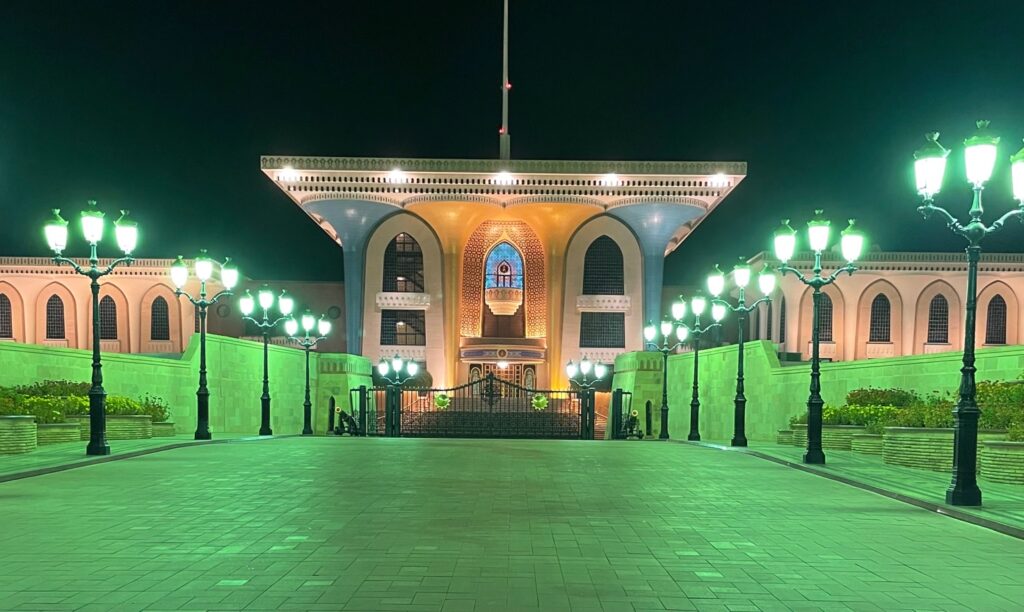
[391,355,404,373]
[671,299,687,321]
[675,325,689,342]
[733,260,751,289]
[711,302,727,322]
[170,256,189,289]
[195,251,214,282]
[964,120,999,187]
[1011,141,1024,203]
[284,318,299,337]
[773,219,797,263]
[807,210,831,252]
[660,320,673,337]
[594,362,608,379]
[220,259,239,290]
[406,361,419,377]
[317,317,331,337]
[377,360,390,376]
[691,294,707,316]
[278,291,295,316]
[643,322,656,343]
[45,209,69,254]
[301,311,316,332]
[239,290,255,316]
[80,202,105,245]
[114,210,138,254]
[757,263,777,296]
[840,219,865,263]
[914,132,948,199]
[257,288,274,311]
[707,265,726,297]
[580,357,592,375]
[566,361,578,378]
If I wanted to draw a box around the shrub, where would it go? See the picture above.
[1007,423,1024,442]
[139,393,170,423]
[15,380,91,397]
[846,387,919,408]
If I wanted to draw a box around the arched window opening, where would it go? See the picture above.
[927,295,949,344]
[986,295,1007,345]
[46,295,65,340]
[868,294,891,342]
[765,302,773,342]
[779,297,787,343]
[151,297,171,341]
[818,294,833,342]
[482,242,526,337]
[0,294,11,338]
[380,310,426,345]
[383,233,424,293]
[484,242,524,289]
[582,236,624,295]
[99,296,118,340]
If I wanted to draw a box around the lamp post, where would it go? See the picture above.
[644,313,690,440]
[285,310,332,435]
[773,211,864,464]
[171,252,239,440]
[912,122,1024,506]
[44,202,138,456]
[678,291,727,442]
[566,357,608,439]
[377,356,419,437]
[709,260,777,447]
[239,286,295,436]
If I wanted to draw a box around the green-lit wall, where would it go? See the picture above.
[613,341,1024,442]
[0,336,373,436]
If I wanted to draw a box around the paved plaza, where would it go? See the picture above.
[0,438,1022,611]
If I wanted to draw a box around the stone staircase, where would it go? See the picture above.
[594,412,607,440]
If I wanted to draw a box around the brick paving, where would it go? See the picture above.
[0,437,1022,611]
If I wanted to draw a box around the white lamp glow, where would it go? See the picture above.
[691,294,707,316]
[773,220,796,263]
[757,264,777,296]
[643,323,656,343]
[707,265,725,297]
[914,132,948,199]
[80,203,105,245]
[660,320,673,337]
[284,318,299,337]
[257,288,274,311]
[711,302,727,322]
[239,291,255,316]
[580,357,592,375]
[278,292,294,315]
[318,317,331,337]
[195,252,214,282]
[170,256,189,289]
[675,325,689,342]
[392,355,404,372]
[114,210,137,254]
[406,361,419,377]
[220,259,239,290]
[377,360,390,376]
[566,361,578,378]
[1011,141,1024,203]
[594,362,608,379]
[301,311,316,332]
[807,211,831,252]
[840,219,865,263]
[671,299,687,321]
[733,262,751,289]
[45,209,69,253]
[964,120,999,187]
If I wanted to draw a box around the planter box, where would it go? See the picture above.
[822,425,867,450]
[152,422,176,438]
[791,424,807,447]
[37,422,81,445]
[883,427,1006,472]
[980,441,1024,485]
[67,415,90,440]
[0,416,37,454]
[67,415,153,440]
[776,429,794,445]
[851,433,883,455]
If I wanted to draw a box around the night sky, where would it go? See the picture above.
[3,1,1024,285]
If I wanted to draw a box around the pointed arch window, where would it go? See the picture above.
[99,296,118,340]
[927,295,949,344]
[0,294,11,338]
[779,297,786,343]
[765,302,773,341]
[151,297,171,341]
[868,294,891,342]
[817,294,833,342]
[383,233,424,293]
[582,236,624,295]
[45,295,65,340]
[986,295,1007,345]
[485,242,524,289]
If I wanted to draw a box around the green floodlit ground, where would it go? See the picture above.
[1,439,1023,612]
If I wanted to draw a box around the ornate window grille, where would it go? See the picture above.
[926,294,949,344]
[580,312,625,348]
[765,302,773,342]
[817,294,834,343]
[868,294,891,342]
[0,294,11,338]
[986,295,1007,345]
[46,295,65,340]
[383,233,425,293]
[582,236,624,295]
[99,296,118,340]
[381,309,426,346]
[779,297,786,343]
[151,297,171,341]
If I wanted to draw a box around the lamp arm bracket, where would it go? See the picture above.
[825,263,857,284]
[777,264,809,284]
[919,202,966,234]
[986,207,1024,235]
[53,256,86,275]
[100,256,135,277]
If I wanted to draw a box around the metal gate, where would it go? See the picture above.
[354,373,590,439]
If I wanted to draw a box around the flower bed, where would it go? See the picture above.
[776,429,793,445]
[882,427,1006,472]
[979,441,1024,484]
[0,415,37,454]
[851,433,883,455]
[37,422,81,445]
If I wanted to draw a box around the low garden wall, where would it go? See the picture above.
[980,441,1024,484]
[36,422,80,445]
[882,428,1007,472]
[0,416,37,454]
[851,433,883,455]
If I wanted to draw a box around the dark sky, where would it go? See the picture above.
[3,1,1024,285]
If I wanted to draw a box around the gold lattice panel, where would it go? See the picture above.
[461,220,546,338]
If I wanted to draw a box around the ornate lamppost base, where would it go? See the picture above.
[86,442,111,456]
[731,437,747,447]
[803,450,825,465]
[946,486,982,506]
[194,431,212,441]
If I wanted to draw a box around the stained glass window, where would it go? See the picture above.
[484,242,524,289]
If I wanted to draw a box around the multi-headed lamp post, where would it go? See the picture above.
[285,311,332,435]
[239,286,295,436]
[912,121,1024,506]
[678,292,727,442]
[171,252,239,440]
[774,211,864,464]
[644,314,690,440]
[377,356,419,437]
[566,357,608,440]
[708,260,777,447]
[45,202,138,456]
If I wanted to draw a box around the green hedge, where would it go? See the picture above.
[0,381,169,424]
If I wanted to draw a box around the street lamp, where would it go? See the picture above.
[239,285,295,436]
[912,122,1024,506]
[170,252,239,440]
[709,259,777,446]
[774,210,864,464]
[285,310,331,435]
[44,202,137,456]
[377,356,419,437]
[644,311,690,440]
[678,291,726,442]
[566,357,608,440]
